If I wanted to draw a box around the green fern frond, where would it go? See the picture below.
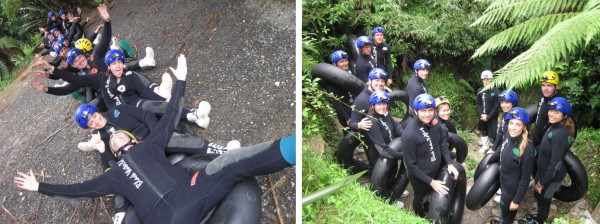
[0,61,9,79]
[471,0,586,27]
[585,0,600,11]
[0,37,22,51]
[491,9,600,89]
[472,13,578,59]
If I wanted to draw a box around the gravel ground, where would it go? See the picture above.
[0,0,295,223]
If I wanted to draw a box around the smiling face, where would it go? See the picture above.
[373,33,384,45]
[548,109,565,124]
[500,101,513,113]
[436,104,451,121]
[417,108,435,124]
[110,132,133,157]
[335,58,349,70]
[360,45,372,56]
[373,102,388,115]
[72,54,88,70]
[508,119,525,138]
[369,79,386,92]
[87,112,107,130]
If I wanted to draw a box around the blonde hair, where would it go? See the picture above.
[564,116,576,140]
[518,129,528,157]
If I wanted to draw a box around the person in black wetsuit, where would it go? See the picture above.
[354,35,376,83]
[371,26,393,86]
[349,68,390,132]
[363,91,403,164]
[533,97,575,224]
[322,50,355,129]
[435,96,459,162]
[486,107,534,224]
[14,55,296,224]
[490,90,518,154]
[476,70,500,153]
[406,59,430,117]
[532,71,565,148]
[401,93,459,218]
[46,11,60,31]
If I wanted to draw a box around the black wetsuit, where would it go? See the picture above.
[37,80,292,224]
[349,87,372,131]
[534,121,571,223]
[372,43,392,81]
[488,136,535,224]
[59,19,72,35]
[476,87,500,139]
[406,75,427,117]
[354,53,376,83]
[532,91,565,146]
[364,112,403,164]
[47,19,60,31]
[440,119,456,134]
[401,117,452,217]
[492,113,508,152]
[322,69,354,129]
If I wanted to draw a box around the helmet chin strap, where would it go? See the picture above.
[115,141,136,158]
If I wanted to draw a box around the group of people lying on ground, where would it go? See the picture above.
[323,26,576,224]
[13,4,295,224]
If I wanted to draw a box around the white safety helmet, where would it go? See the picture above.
[481,70,493,79]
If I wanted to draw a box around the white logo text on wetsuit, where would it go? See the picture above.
[117,160,144,189]
[419,127,436,162]
[105,77,122,106]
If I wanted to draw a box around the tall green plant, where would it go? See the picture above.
[0,36,24,79]
[471,0,600,89]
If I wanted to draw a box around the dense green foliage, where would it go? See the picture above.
[571,128,600,205]
[302,145,428,223]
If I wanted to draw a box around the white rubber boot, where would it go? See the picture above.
[110,37,121,50]
[478,136,489,153]
[154,73,172,99]
[194,117,210,129]
[401,190,409,198]
[138,47,155,67]
[195,101,211,118]
[226,140,241,150]
[78,141,97,152]
[93,34,102,45]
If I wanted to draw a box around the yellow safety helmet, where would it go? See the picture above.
[74,38,93,52]
[541,70,559,86]
[435,96,450,109]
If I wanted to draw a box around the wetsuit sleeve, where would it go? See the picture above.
[91,21,112,67]
[365,118,402,158]
[439,124,452,165]
[38,172,114,199]
[146,80,186,150]
[385,48,392,79]
[394,121,403,137]
[53,68,101,89]
[46,83,81,96]
[40,49,52,56]
[513,144,534,204]
[349,109,362,131]
[539,128,571,186]
[402,133,433,185]
[487,89,500,118]
[475,88,483,115]
[492,123,504,151]
[129,74,165,101]
[488,147,500,164]
[121,104,159,131]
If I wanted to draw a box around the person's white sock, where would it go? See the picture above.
[78,141,97,152]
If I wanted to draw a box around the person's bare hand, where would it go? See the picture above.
[97,4,110,22]
[169,54,187,81]
[535,182,543,194]
[447,164,459,180]
[77,7,82,15]
[32,57,52,71]
[86,17,91,23]
[91,133,105,153]
[509,202,519,210]
[13,169,39,192]
[95,24,104,33]
[430,179,449,195]
[30,78,48,93]
[358,117,372,131]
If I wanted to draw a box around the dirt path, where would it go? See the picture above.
[0,0,295,223]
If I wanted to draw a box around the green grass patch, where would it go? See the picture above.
[570,128,600,205]
[302,143,428,223]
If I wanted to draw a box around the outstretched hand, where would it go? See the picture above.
[14,169,40,192]
[91,133,105,153]
[169,54,187,81]
[30,78,48,93]
[97,4,110,22]
[430,179,449,195]
[32,56,53,71]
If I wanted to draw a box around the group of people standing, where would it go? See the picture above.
[323,25,577,223]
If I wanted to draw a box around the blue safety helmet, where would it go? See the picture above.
[506,107,530,125]
[370,91,390,105]
[104,49,125,65]
[368,68,388,81]
[331,50,349,63]
[413,93,436,111]
[74,104,97,128]
[356,36,372,48]
[371,26,385,36]
[413,59,431,71]
[47,11,54,19]
[58,10,66,16]
[548,97,571,116]
[53,43,64,54]
[57,34,67,43]
[499,90,518,105]
[48,38,56,46]
[50,28,59,34]
[67,48,83,64]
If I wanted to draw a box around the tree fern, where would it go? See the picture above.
[472,13,578,58]
[491,9,600,89]
[0,61,9,79]
[471,0,586,26]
